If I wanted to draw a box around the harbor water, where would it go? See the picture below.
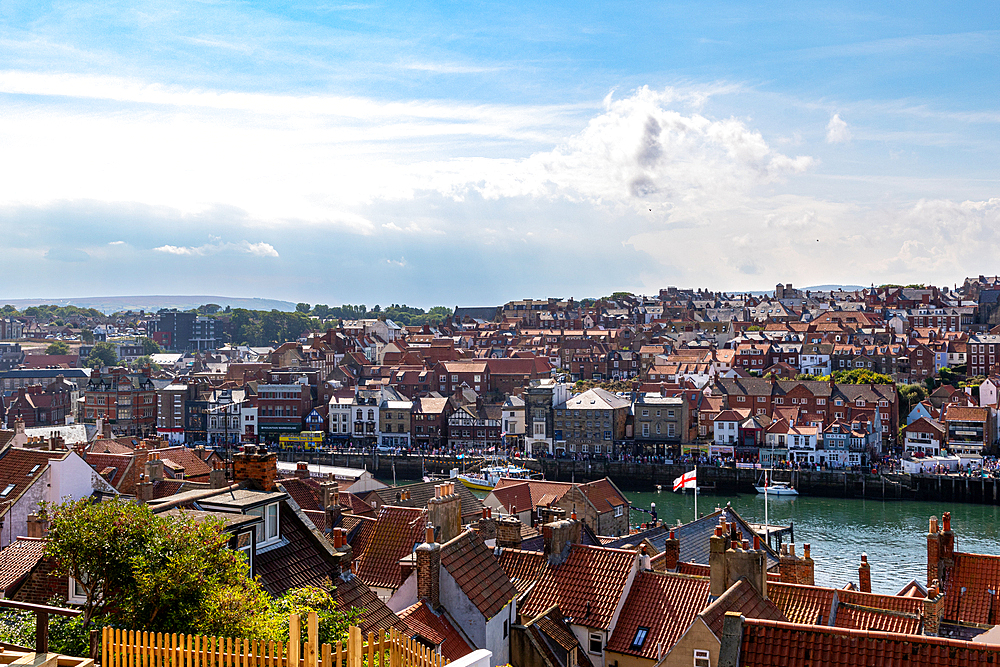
[625,489,1000,594]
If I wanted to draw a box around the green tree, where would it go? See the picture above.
[41,498,358,643]
[831,369,894,385]
[897,383,928,416]
[85,342,118,368]
[296,303,311,313]
[130,356,161,371]
[81,329,95,344]
[139,337,162,355]
[46,341,70,355]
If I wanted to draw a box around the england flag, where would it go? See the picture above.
[673,469,697,492]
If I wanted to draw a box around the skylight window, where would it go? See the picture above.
[27,464,41,476]
[631,627,650,650]
[0,483,16,498]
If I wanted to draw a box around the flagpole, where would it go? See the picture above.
[694,470,698,522]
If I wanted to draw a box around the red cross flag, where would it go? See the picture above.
[673,469,697,492]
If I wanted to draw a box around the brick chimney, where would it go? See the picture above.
[137,473,154,502]
[321,479,342,529]
[428,482,461,544]
[330,527,354,577]
[295,461,310,479]
[496,515,523,548]
[415,524,441,609]
[209,460,227,489]
[25,513,47,538]
[233,445,278,492]
[927,515,940,587]
[923,581,945,636]
[663,529,680,571]
[709,524,728,597]
[543,517,581,566]
[778,542,813,586]
[858,553,872,593]
[939,512,955,571]
[145,452,164,482]
[724,536,768,599]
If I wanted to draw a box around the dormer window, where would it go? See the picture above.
[248,502,280,547]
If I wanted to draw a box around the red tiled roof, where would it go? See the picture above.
[737,617,1000,667]
[605,572,710,660]
[521,545,637,630]
[149,447,212,478]
[0,448,66,507]
[84,452,135,489]
[676,562,710,577]
[277,477,322,511]
[579,479,627,511]
[767,582,836,625]
[343,514,377,556]
[0,537,47,592]
[943,552,1000,625]
[399,600,474,661]
[441,530,519,619]
[492,479,572,508]
[699,579,787,639]
[355,506,426,590]
[497,548,546,594]
[489,482,535,514]
[832,603,922,635]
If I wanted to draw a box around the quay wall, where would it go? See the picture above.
[273,452,1000,505]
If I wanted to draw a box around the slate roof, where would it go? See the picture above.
[0,537,47,592]
[398,600,474,661]
[332,572,409,636]
[355,506,426,590]
[369,481,484,522]
[497,548,547,594]
[736,618,1000,667]
[520,545,637,631]
[255,503,335,596]
[440,530,518,619]
[665,508,780,569]
[605,571,710,660]
[699,578,787,639]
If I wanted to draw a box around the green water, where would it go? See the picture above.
[625,489,1000,594]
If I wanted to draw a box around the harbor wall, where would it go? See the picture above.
[272,451,1000,504]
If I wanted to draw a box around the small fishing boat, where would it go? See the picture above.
[457,464,536,491]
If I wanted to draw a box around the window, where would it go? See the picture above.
[589,634,603,655]
[615,505,623,517]
[694,650,711,667]
[630,627,650,650]
[249,503,280,547]
[503,620,509,639]
[0,483,14,498]
[68,574,92,604]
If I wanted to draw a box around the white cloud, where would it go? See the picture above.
[154,240,279,257]
[108,240,125,245]
[826,113,851,143]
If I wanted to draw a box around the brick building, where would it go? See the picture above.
[83,367,157,436]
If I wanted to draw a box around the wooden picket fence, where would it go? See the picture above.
[101,615,447,667]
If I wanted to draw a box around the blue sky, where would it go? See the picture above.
[1,1,998,306]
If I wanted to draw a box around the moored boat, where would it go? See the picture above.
[457,464,537,491]
[755,482,799,496]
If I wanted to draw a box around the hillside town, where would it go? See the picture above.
[5,279,1000,666]
[2,278,1000,467]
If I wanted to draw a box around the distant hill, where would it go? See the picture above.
[0,295,297,313]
